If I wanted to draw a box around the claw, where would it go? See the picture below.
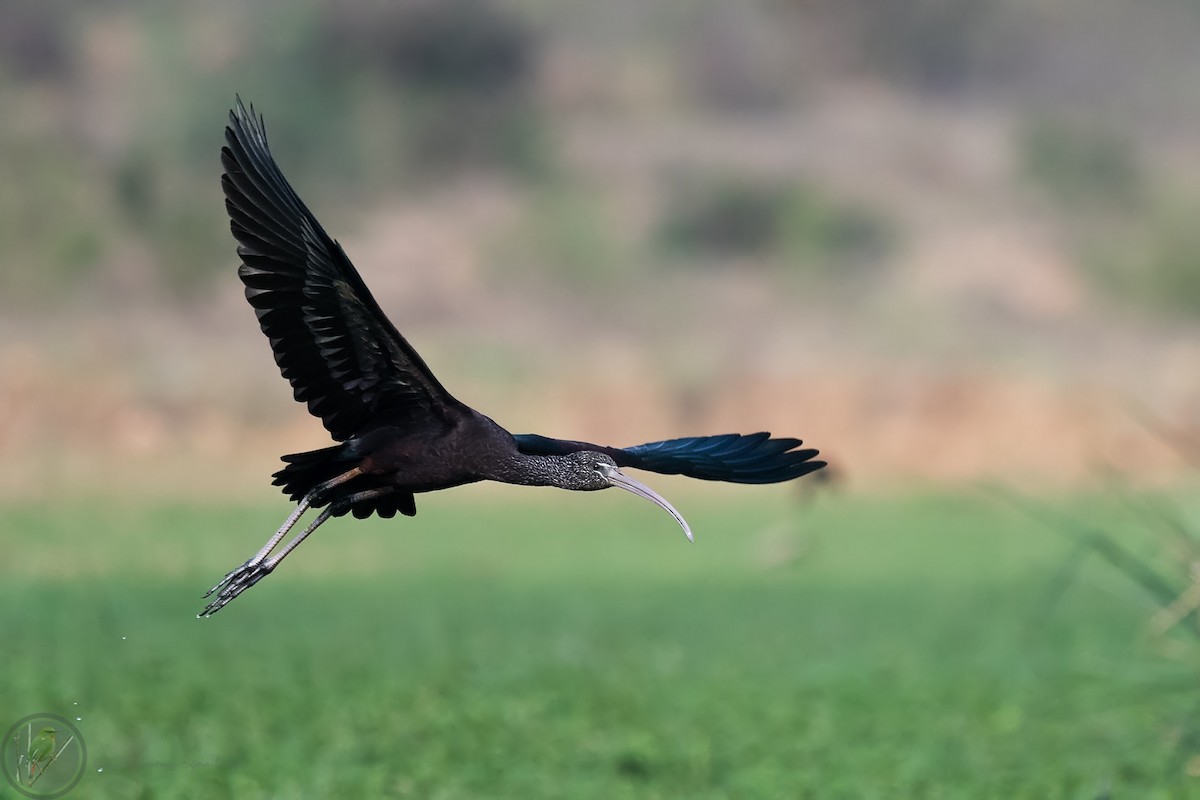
[202,563,250,599]
[198,562,273,617]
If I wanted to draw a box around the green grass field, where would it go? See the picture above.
[3,486,1198,798]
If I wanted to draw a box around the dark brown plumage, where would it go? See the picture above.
[200,98,826,617]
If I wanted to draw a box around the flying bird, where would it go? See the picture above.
[200,98,826,617]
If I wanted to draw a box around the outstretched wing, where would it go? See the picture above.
[514,432,825,484]
[222,97,463,441]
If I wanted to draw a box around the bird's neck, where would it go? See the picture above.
[488,452,576,488]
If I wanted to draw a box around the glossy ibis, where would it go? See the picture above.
[199,99,826,617]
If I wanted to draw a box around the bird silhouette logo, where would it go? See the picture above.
[3,714,86,798]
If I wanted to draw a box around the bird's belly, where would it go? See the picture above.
[407,475,485,494]
[370,458,477,493]
[358,439,481,494]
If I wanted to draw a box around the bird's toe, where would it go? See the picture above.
[198,562,273,616]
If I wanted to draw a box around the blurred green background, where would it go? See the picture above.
[3,0,1200,796]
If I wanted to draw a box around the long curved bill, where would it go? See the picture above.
[600,464,693,542]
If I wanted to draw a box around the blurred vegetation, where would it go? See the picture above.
[6,493,1200,795]
[1018,117,1200,318]
[674,4,796,114]
[1088,198,1200,319]
[317,0,547,177]
[827,0,1018,94]
[0,0,546,302]
[502,177,627,289]
[993,482,1200,777]
[656,172,892,278]
[1,0,1199,320]
[1019,119,1144,212]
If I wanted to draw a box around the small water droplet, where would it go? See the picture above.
[121,636,127,640]
[75,717,82,721]
[97,767,104,773]
[72,701,78,706]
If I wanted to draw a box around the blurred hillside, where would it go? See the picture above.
[2,0,1200,495]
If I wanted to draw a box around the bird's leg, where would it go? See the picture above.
[245,500,313,570]
[197,484,393,617]
[260,466,368,562]
[199,467,365,611]
[259,487,394,572]
[198,507,335,617]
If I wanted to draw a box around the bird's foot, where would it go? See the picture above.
[198,560,273,617]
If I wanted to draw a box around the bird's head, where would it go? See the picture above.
[562,451,693,542]
[38,727,56,736]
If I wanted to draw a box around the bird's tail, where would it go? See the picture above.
[271,445,353,502]
[272,445,416,519]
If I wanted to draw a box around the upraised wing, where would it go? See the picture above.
[514,432,825,484]
[222,97,463,441]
